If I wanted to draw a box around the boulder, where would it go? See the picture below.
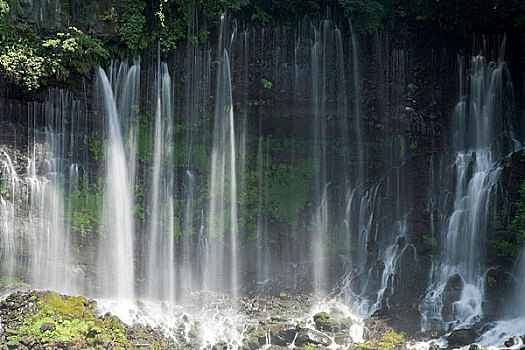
[39,322,54,332]
[428,342,441,350]
[447,329,478,348]
[295,328,332,347]
[335,335,353,346]
[504,338,516,347]
[313,312,342,333]
[269,324,297,345]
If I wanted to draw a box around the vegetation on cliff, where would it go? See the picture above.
[0,0,523,89]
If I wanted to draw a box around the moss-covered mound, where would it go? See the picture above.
[0,290,172,349]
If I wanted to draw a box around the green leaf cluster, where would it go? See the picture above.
[118,0,148,54]
[0,12,108,90]
[42,27,109,76]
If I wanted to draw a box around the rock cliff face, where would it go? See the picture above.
[0,0,524,339]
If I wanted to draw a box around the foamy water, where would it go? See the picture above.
[95,292,367,349]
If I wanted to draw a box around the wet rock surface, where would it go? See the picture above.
[0,288,386,349]
[446,329,479,348]
[0,289,174,349]
[9,288,524,350]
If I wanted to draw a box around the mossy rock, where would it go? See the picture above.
[0,290,172,349]
[352,331,406,350]
[313,312,343,333]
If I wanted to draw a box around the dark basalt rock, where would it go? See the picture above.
[269,324,297,345]
[295,328,332,347]
[447,329,478,348]
[313,312,343,333]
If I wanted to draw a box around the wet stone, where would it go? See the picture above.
[504,338,516,347]
[429,342,441,350]
[295,328,332,347]
[447,329,478,348]
[334,335,353,346]
[39,322,54,332]
[6,340,19,350]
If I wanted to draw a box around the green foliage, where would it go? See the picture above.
[261,78,273,89]
[119,0,148,54]
[0,42,61,90]
[153,2,186,55]
[101,7,117,22]
[0,16,108,90]
[0,183,10,199]
[137,112,153,162]
[338,0,386,33]
[0,0,8,15]
[266,160,314,223]
[18,292,127,346]
[492,181,525,262]
[423,235,438,247]
[353,331,405,350]
[407,83,418,91]
[88,137,101,161]
[203,0,249,21]
[66,179,104,236]
[487,275,497,287]
[42,27,109,76]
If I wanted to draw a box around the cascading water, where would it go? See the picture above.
[420,48,513,331]
[144,61,176,301]
[512,248,525,316]
[310,20,330,291]
[205,14,240,294]
[477,245,525,347]
[342,169,413,317]
[0,90,89,293]
[2,11,525,350]
[97,66,137,299]
[0,150,22,285]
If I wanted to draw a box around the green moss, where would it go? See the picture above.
[18,292,128,347]
[66,179,104,236]
[266,159,315,223]
[353,331,405,350]
[313,312,330,319]
[88,137,101,161]
[423,235,438,247]
[137,112,153,163]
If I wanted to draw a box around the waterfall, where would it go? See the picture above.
[97,65,137,299]
[420,48,513,331]
[311,21,330,291]
[341,169,412,316]
[145,61,176,301]
[0,150,22,285]
[0,90,89,292]
[512,247,525,316]
[205,13,240,293]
